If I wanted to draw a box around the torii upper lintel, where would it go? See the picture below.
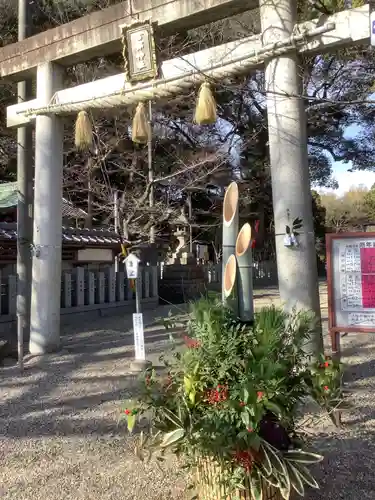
[0,0,258,80]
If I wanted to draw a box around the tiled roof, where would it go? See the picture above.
[62,226,121,245]
[0,223,122,246]
[0,182,88,219]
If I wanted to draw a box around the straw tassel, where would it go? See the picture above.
[74,111,93,151]
[194,81,217,125]
[132,102,150,144]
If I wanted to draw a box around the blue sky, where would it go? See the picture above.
[320,124,375,195]
[328,161,375,195]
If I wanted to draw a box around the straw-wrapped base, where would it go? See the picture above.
[195,456,282,500]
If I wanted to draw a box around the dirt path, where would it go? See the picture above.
[1,286,374,499]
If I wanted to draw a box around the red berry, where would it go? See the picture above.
[239,402,246,407]
[324,362,329,368]
[257,391,264,400]
[124,409,131,415]
[233,450,254,471]
[323,385,329,391]
[184,336,200,348]
[247,427,253,433]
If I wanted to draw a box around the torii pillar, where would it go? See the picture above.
[29,62,64,354]
[260,0,323,356]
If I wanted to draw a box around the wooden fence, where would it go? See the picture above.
[203,261,278,289]
[0,260,277,332]
[157,260,278,304]
[0,265,158,331]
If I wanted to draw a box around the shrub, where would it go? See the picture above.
[120,299,343,499]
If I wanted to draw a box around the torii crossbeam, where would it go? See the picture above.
[7,5,370,126]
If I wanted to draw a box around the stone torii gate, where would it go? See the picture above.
[0,0,371,354]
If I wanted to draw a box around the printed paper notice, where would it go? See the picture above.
[133,313,145,360]
[332,237,375,329]
[338,241,375,316]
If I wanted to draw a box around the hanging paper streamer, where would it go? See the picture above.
[290,232,299,247]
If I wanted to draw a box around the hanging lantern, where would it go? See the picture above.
[75,110,93,151]
[194,81,217,125]
[131,102,150,144]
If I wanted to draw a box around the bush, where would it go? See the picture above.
[120,299,343,499]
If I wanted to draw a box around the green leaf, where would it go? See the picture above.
[189,389,196,405]
[283,450,323,464]
[249,432,261,452]
[161,407,183,428]
[250,468,263,500]
[262,442,287,477]
[286,462,305,496]
[242,387,249,403]
[279,484,291,500]
[293,220,303,227]
[184,375,193,394]
[264,401,283,417]
[259,444,272,476]
[291,463,319,489]
[241,411,250,427]
[248,405,255,416]
[160,428,185,448]
[127,414,136,433]
[262,443,290,499]
[275,465,291,500]
[259,472,279,488]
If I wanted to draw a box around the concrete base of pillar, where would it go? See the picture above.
[29,339,61,355]
[129,359,152,372]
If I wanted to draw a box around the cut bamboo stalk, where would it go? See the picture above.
[223,254,238,315]
[222,181,239,303]
[236,223,254,323]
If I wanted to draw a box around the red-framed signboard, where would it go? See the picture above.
[326,232,375,355]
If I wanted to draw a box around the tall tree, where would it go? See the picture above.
[0,0,373,246]
[321,186,369,232]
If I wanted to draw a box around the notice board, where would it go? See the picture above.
[326,232,375,353]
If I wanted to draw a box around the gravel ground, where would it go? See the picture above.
[1,288,374,499]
